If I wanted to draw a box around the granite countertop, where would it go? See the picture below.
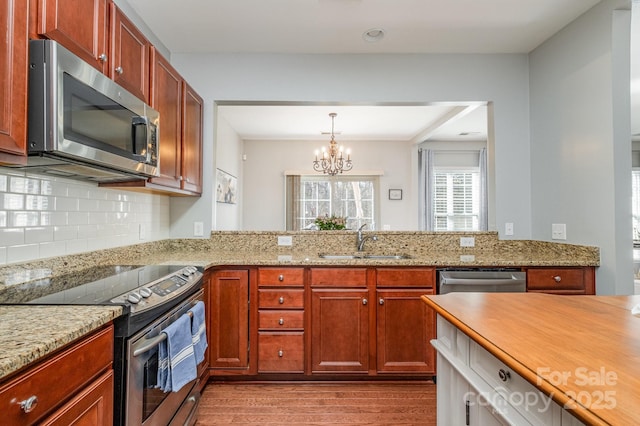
[0,305,122,381]
[422,293,640,425]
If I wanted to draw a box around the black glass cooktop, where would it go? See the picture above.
[0,265,189,305]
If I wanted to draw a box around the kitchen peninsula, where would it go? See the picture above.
[423,292,640,425]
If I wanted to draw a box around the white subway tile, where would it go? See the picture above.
[86,238,108,252]
[10,211,40,227]
[0,175,7,192]
[0,228,25,246]
[0,211,6,227]
[67,184,90,199]
[79,198,100,212]
[43,211,68,226]
[0,247,6,264]
[54,225,78,241]
[88,187,109,200]
[66,239,88,254]
[7,244,39,263]
[88,212,108,225]
[25,195,51,210]
[48,181,68,197]
[98,199,116,212]
[54,197,79,212]
[39,241,66,259]
[25,227,54,244]
[3,194,24,210]
[77,224,98,239]
[10,176,40,194]
[67,211,89,225]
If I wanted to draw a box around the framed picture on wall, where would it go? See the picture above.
[389,189,403,200]
[216,169,237,204]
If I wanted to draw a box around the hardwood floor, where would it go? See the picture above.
[196,382,436,425]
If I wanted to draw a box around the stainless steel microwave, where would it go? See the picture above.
[24,40,159,182]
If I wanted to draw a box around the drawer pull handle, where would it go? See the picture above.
[278,274,284,281]
[98,53,107,62]
[279,318,284,325]
[553,275,562,283]
[279,296,285,304]
[115,66,124,75]
[498,369,511,382]
[278,349,284,357]
[379,298,384,305]
[362,298,368,305]
[20,395,38,413]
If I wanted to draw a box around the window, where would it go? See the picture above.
[286,175,378,230]
[633,170,640,242]
[419,147,487,231]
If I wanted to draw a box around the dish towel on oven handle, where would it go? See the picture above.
[188,300,208,364]
[157,313,197,393]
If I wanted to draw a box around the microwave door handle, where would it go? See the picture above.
[132,116,149,160]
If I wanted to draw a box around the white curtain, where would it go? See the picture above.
[418,149,435,231]
[478,148,488,231]
[285,175,301,230]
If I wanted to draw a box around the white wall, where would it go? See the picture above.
[172,53,532,238]
[242,138,413,230]
[0,169,169,265]
[214,115,243,230]
[529,0,632,294]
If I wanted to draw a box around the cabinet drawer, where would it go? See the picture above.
[376,268,435,287]
[259,289,304,309]
[527,268,593,293]
[259,311,304,330]
[258,332,304,373]
[310,268,367,287]
[0,325,113,425]
[258,268,304,287]
[469,340,557,425]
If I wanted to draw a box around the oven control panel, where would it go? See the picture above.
[112,266,202,314]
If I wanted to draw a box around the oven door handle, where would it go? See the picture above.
[133,333,167,357]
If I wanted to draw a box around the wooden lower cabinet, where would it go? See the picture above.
[526,267,595,294]
[258,332,304,373]
[208,269,250,372]
[0,325,114,425]
[376,288,436,374]
[310,288,370,373]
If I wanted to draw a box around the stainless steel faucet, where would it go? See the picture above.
[356,224,378,251]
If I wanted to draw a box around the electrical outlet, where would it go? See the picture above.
[460,237,475,247]
[552,223,567,240]
[139,224,147,240]
[505,222,514,236]
[278,235,293,246]
[193,221,204,237]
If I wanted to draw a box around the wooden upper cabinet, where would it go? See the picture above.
[149,48,182,189]
[181,82,203,194]
[109,4,150,102]
[0,0,29,163]
[36,0,109,73]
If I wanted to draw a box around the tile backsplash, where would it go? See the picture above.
[0,169,170,265]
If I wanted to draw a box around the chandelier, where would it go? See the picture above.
[313,113,353,176]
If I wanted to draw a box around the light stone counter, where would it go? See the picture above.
[0,305,122,380]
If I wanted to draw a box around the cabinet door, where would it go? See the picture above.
[377,289,435,374]
[209,270,250,370]
[149,48,182,189]
[311,288,369,373]
[0,0,28,162]
[37,0,108,72]
[40,370,113,426]
[181,82,203,194]
[109,4,149,102]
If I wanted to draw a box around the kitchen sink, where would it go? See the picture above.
[317,253,411,260]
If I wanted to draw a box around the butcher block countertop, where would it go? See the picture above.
[422,292,640,426]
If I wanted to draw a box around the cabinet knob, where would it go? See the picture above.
[279,318,284,325]
[553,275,562,283]
[279,296,285,304]
[19,395,38,413]
[98,53,107,62]
[498,369,511,382]
[278,274,284,282]
[278,349,284,357]
[362,298,368,305]
[115,66,124,75]
[379,298,384,305]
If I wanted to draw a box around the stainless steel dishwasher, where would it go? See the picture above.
[438,269,527,294]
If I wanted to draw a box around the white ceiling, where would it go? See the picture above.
[124,0,604,142]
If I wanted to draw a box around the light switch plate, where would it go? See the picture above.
[278,235,293,246]
[193,221,204,237]
[460,237,475,247]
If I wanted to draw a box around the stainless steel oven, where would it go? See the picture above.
[126,289,204,426]
[0,264,205,426]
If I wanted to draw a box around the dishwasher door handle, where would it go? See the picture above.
[440,277,525,286]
